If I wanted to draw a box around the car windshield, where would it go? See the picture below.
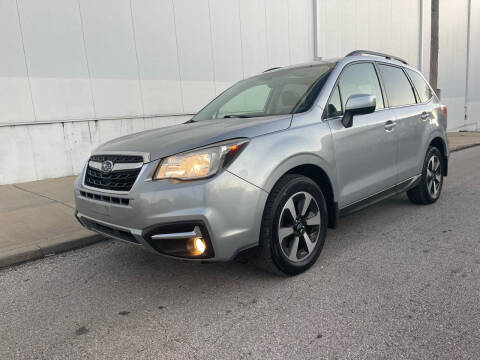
[192,63,335,121]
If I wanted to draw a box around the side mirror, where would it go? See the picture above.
[342,94,376,128]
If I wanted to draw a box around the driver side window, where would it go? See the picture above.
[338,63,384,110]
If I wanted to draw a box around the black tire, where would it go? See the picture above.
[257,174,328,276]
[407,146,444,205]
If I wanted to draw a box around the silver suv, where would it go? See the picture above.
[74,50,449,275]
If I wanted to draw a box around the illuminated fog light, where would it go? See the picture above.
[146,225,213,258]
[193,237,206,255]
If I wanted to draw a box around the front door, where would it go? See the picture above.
[326,62,398,209]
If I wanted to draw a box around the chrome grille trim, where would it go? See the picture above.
[90,150,150,163]
[88,160,143,172]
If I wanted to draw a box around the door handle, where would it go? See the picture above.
[421,111,430,120]
[384,120,396,131]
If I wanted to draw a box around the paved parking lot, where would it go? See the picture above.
[1,147,479,359]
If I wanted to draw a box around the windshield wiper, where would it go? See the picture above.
[222,114,254,118]
[222,113,269,119]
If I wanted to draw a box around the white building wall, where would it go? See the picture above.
[2,0,476,185]
[315,0,425,69]
[0,0,36,124]
[466,0,480,130]
[0,0,314,184]
[436,0,479,131]
[437,0,469,130]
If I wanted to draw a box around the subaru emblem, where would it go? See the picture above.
[101,160,114,173]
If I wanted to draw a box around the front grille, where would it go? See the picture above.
[84,154,143,192]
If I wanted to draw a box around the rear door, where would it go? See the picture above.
[404,69,438,174]
[377,64,428,181]
[326,62,398,209]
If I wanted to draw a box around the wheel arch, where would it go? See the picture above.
[286,164,338,228]
[266,162,338,229]
[429,136,448,176]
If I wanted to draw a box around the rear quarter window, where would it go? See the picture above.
[406,69,433,103]
[378,64,416,107]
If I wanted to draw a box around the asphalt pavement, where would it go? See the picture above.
[1,147,479,359]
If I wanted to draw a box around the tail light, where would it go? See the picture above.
[441,105,447,117]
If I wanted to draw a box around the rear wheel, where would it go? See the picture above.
[257,174,327,276]
[407,146,444,204]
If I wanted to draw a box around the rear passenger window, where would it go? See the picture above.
[406,69,433,103]
[378,65,416,107]
[338,63,384,110]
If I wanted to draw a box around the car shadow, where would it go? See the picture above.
[52,190,444,320]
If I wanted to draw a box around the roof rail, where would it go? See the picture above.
[346,50,408,65]
[263,67,282,72]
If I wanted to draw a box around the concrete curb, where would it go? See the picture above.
[0,233,104,269]
[0,245,43,270]
[450,143,480,152]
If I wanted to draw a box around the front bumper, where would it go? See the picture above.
[74,162,268,261]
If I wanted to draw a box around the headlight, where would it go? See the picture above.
[154,139,248,181]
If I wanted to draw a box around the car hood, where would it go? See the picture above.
[94,115,292,161]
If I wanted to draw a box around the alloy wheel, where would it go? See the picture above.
[277,191,321,262]
[426,154,442,199]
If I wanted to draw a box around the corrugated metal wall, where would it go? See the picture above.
[0,0,314,184]
[466,0,480,130]
[315,0,479,132]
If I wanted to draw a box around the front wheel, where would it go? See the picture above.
[407,146,444,204]
[257,174,327,276]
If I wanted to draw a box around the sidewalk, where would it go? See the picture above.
[447,131,480,151]
[0,177,102,268]
[1,131,479,268]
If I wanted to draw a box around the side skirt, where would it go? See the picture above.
[338,175,421,217]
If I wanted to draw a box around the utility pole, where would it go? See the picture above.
[430,0,439,97]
